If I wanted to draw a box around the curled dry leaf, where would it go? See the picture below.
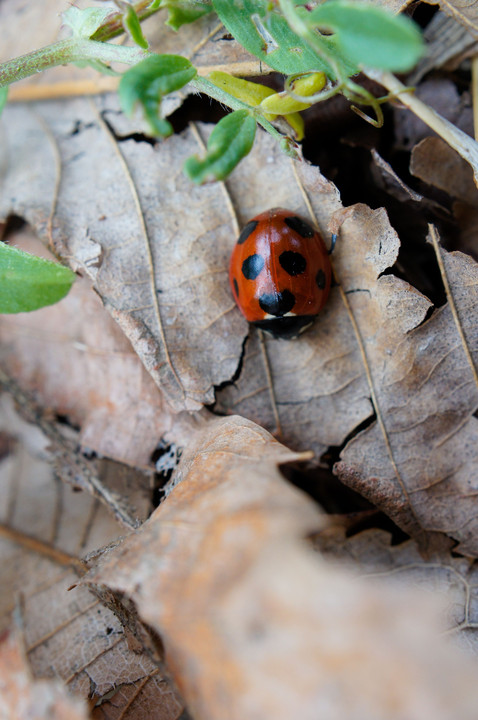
[0,408,184,719]
[314,526,478,654]
[0,630,88,720]
[370,148,426,204]
[84,415,478,720]
[410,135,478,206]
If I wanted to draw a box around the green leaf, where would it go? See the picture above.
[0,87,8,115]
[123,4,149,49]
[119,54,197,137]
[155,1,213,31]
[0,243,75,314]
[212,0,357,78]
[309,0,424,72]
[212,0,333,75]
[184,110,256,183]
[62,7,115,39]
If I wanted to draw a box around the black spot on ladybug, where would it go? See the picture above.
[242,254,265,280]
[233,277,239,297]
[237,220,258,245]
[284,216,315,238]
[279,250,307,276]
[259,289,296,317]
[316,269,326,289]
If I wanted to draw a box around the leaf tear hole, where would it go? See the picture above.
[1,214,27,242]
[207,333,250,409]
[280,462,373,516]
[167,93,230,135]
[100,111,157,146]
[151,439,183,506]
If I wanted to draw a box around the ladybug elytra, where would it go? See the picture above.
[229,208,332,339]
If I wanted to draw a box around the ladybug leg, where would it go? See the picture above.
[328,233,337,255]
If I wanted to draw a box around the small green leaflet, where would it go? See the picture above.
[151,1,213,31]
[62,7,115,39]
[0,243,75,314]
[119,54,197,137]
[184,110,256,183]
[310,0,424,72]
[122,3,149,49]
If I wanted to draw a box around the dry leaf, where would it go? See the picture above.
[336,235,478,555]
[84,415,478,720]
[410,135,478,206]
[0,630,88,720]
[430,0,478,37]
[409,11,478,83]
[2,89,478,554]
[0,98,245,411]
[391,77,473,151]
[0,407,185,719]
[314,526,478,653]
[0,226,174,468]
[217,161,431,462]
[370,147,427,203]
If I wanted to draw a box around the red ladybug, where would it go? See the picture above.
[229,208,332,339]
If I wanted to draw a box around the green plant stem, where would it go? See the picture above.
[191,76,289,146]
[0,39,146,88]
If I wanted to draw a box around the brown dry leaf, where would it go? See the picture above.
[409,11,478,83]
[392,77,474,152]
[2,92,478,553]
[0,98,245,412]
[370,148,428,203]
[336,234,478,555]
[369,0,414,10]
[216,159,429,460]
[0,226,174,468]
[314,526,478,653]
[83,415,478,720]
[429,0,478,37]
[0,630,88,720]
[410,135,478,206]
[410,137,478,256]
[218,159,478,553]
[0,405,185,719]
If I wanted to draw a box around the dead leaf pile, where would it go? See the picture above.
[1,0,478,718]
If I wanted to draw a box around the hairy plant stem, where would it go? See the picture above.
[0,39,146,88]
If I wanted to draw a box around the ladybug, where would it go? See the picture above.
[229,208,332,339]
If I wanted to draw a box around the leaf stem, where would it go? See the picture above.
[0,39,146,88]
